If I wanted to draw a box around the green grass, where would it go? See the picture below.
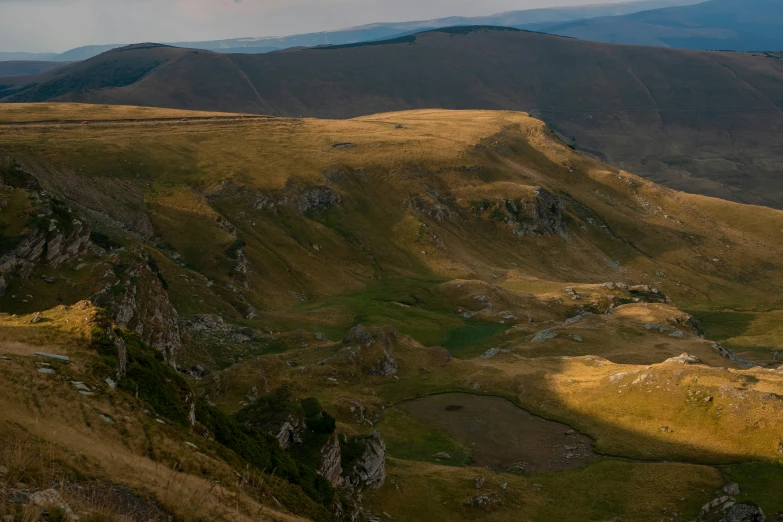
[441,322,508,358]
[531,460,720,522]
[380,409,471,466]
[279,279,463,345]
[689,310,756,341]
[723,462,783,516]
[688,308,783,358]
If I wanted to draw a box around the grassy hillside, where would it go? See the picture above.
[3,28,783,210]
[2,104,783,520]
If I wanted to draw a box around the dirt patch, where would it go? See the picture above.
[397,393,597,473]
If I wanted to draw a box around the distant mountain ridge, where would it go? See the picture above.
[0,0,700,62]
[0,61,67,77]
[3,27,783,210]
[535,0,783,50]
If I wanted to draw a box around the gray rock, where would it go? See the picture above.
[467,493,499,509]
[29,489,73,515]
[34,352,69,363]
[572,335,583,342]
[532,328,558,342]
[474,476,485,489]
[479,347,513,359]
[71,381,90,391]
[669,330,687,339]
[724,483,741,496]
[37,368,55,374]
[665,353,701,365]
[432,452,452,460]
[644,323,669,333]
[723,503,766,522]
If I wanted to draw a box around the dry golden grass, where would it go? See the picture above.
[0,103,250,123]
[0,305,308,522]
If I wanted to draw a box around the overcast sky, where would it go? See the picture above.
[0,0,631,53]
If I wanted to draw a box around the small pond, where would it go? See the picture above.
[397,393,597,473]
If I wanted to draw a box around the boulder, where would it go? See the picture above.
[665,353,701,365]
[29,488,73,515]
[723,504,766,522]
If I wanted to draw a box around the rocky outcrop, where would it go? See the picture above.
[93,253,182,363]
[256,179,341,215]
[0,212,91,280]
[468,187,567,237]
[711,342,757,369]
[338,325,400,377]
[407,188,456,222]
[343,431,387,491]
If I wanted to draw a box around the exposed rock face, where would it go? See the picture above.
[407,189,456,222]
[343,431,387,490]
[256,179,341,214]
[527,188,566,236]
[93,253,182,363]
[468,187,567,237]
[0,216,91,279]
[319,435,343,486]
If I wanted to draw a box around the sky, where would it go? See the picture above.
[0,0,629,53]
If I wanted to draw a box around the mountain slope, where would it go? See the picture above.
[4,28,783,209]
[535,0,783,51]
[2,104,783,520]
